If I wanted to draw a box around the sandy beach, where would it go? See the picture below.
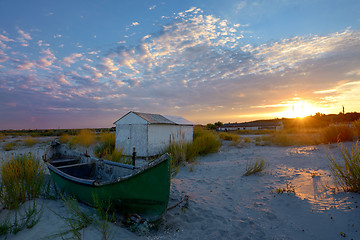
[1,137,360,240]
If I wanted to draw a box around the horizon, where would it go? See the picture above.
[1,0,360,130]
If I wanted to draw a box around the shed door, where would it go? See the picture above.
[116,125,131,156]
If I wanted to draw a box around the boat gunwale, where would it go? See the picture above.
[46,152,170,187]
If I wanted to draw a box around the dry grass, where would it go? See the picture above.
[328,142,360,193]
[76,129,95,150]
[0,154,45,209]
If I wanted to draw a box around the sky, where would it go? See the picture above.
[0,0,360,129]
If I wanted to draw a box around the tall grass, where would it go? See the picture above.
[0,154,45,209]
[77,130,95,153]
[94,132,116,158]
[328,142,360,193]
[166,128,221,175]
[93,133,131,164]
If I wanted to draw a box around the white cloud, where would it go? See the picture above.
[62,53,83,67]
[17,29,32,40]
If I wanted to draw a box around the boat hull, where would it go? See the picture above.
[45,143,170,221]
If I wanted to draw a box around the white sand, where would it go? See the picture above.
[1,138,360,239]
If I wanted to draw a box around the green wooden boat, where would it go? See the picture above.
[43,141,170,221]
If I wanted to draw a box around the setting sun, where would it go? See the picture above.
[281,100,320,118]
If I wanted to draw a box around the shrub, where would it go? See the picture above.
[322,125,354,143]
[23,137,38,147]
[243,158,267,176]
[218,132,240,142]
[0,154,45,209]
[328,142,360,193]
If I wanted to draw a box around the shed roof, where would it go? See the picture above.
[114,111,194,125]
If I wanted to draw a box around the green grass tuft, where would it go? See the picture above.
[0,154,45,210]
[243,158,267,176]
[328,141,360,193]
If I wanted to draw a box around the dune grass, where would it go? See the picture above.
[0,154,45,210]
[94,132,116,158]
[243,158,267,176]
[0,200,42,237]
[328,142,360,193]
[166,128,221,176]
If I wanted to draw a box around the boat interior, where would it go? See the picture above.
[50,157,135,181]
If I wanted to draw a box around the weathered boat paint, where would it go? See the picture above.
[44,141,170,221]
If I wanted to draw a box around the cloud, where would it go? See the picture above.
[0,7,360,129]
[62,53,82,67]
[37,48,56,68]
[235,1,247,13]
[17,29,32,40]
[16,60,34,70]
[0,34,14,42]
[0,50,9,62]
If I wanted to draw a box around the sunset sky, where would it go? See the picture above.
[1,0,360,129]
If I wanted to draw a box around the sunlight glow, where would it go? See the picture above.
[281,100,320,118]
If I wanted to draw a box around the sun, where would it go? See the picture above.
[281,100,319,118]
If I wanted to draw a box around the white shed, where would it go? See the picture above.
[114,111,194,157]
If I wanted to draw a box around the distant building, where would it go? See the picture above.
[114,111,193,157]
[218,120,283,131]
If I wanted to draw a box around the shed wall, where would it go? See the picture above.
[147,125,193,156]
[115,124,148,156]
